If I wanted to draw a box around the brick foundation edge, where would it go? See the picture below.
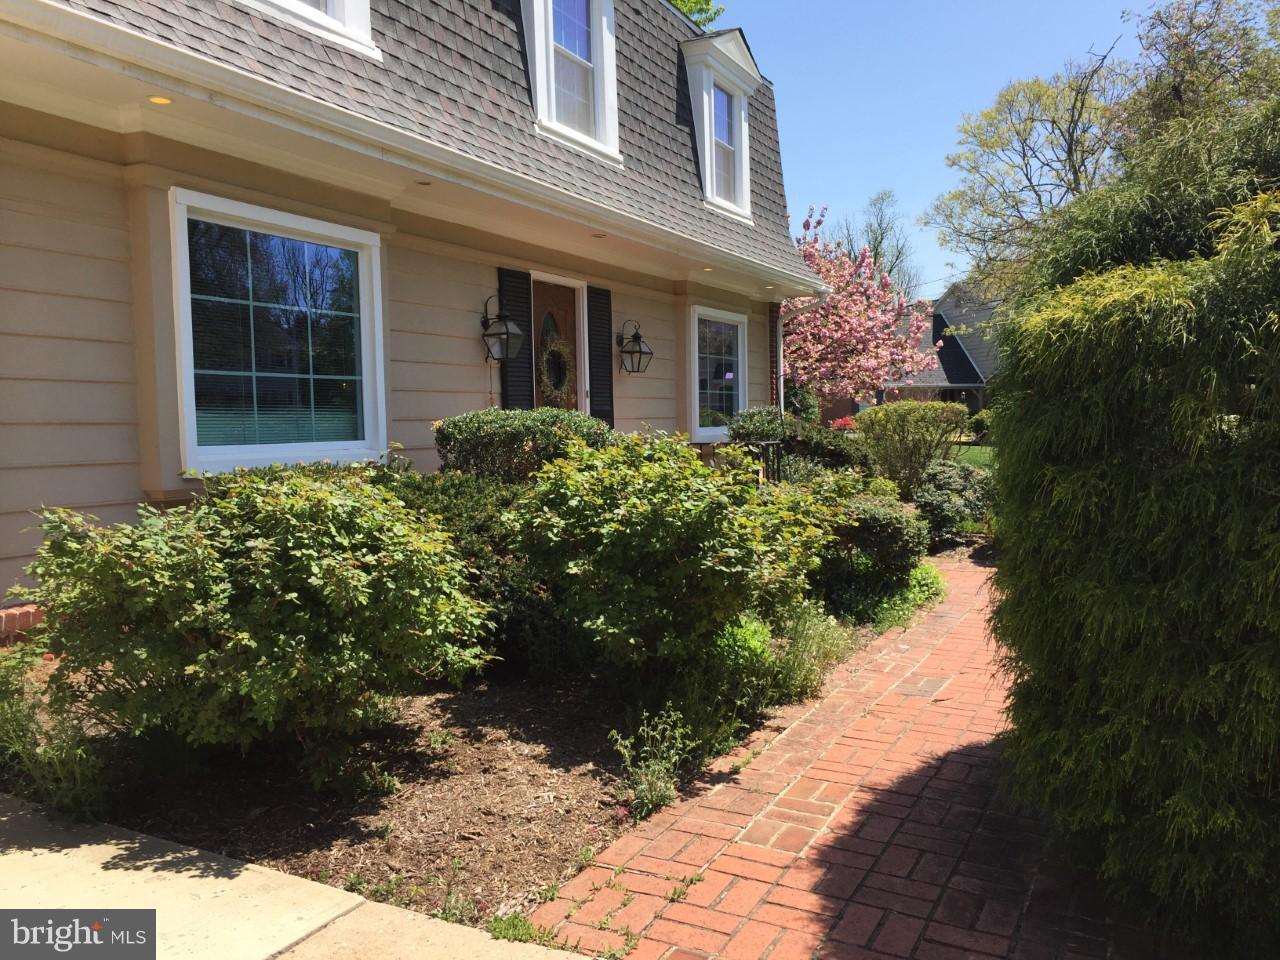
[0,604,43,641]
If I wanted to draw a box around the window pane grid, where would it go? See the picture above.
[187,218,363,448]
[697,317,740,428]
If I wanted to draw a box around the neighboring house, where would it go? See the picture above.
[821,283,998,421]
[0,0,823,589]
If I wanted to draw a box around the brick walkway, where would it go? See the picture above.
[532,553,1176,960]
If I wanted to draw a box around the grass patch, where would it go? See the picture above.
[485,913,561,947]
[954,444,994,469]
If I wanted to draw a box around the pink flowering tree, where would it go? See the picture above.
[783,208,935,401]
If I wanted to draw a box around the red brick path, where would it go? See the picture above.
[533,553,1175,960]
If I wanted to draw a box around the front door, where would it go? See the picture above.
[531,280,580,410]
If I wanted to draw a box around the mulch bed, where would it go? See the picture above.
[109,677,632,920]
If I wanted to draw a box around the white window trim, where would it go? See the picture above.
[522,0,621,163]
[232,0,380,60]
[684,42,760,220]
[530,270,592,415]
[170,187,388,474]
[689,305,748,443]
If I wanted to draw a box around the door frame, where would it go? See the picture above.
[530,270,591,415]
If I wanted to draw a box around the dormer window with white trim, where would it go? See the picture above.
[523,0,621,162]
[682,30,764,219]
[234,0,378,59]
[712,84,737,205]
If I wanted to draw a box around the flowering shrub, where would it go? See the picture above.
[783,208,936,400]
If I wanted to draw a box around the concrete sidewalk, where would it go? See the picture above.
[0,794,561,959]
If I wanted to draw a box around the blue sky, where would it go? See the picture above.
[721,0,1143,299]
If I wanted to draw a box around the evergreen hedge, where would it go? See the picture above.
[994,101,1280,949]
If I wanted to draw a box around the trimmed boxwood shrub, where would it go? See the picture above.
[433,407,614,482]
[853,401,969,498]
[729,408,874,474]
[914,459,994,545]
[18,466,488,783]
[994,103,1280,948]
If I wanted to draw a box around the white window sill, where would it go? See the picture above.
[232,0,383,60]
[184,443,385,475]
[703,196,753,224]
[691,427,731,444]
[535,119,624,168]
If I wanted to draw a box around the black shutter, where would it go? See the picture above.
[497,267,534,410]
[586,285,615,428]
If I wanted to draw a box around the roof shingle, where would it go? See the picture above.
[51,0,810,280]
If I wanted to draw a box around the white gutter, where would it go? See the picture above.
[2,0,826,295]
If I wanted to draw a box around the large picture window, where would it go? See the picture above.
[172,190,385,472]
[689,307,747,442]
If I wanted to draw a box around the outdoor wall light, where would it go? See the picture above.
[616,320,654,374]
[480,295,524,362]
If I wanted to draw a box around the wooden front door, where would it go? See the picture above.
[531,280,580,410]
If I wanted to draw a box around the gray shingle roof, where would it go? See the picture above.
[52,0,811,281]
[935,285,999,381]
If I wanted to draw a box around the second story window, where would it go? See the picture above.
[235,0,378,58]
[681,30,763,219]
[712,85,737,205]
[553,0,595,138]
[523,0,620,162]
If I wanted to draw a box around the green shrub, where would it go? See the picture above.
[610,706,690,819]
[995,110,1280,948]
[0,644,104,819]
[19,467,489,783]
[514,434,816,667]
[969,408,993,442]
[433,407,614,483]
[379,470,548,656]
[784,382,820,423]
[853,401,969,497]
[729,408,874,474]
[770,600,859,702]
[840,561,945,632]
[914,460,995,545]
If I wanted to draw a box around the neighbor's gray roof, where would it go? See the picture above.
[935,285,999,381]
[51,0,811,281]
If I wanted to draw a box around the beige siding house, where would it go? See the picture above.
[0,0,821,590]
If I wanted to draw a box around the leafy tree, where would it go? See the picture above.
[826,190,922,296]
[669,0,724,28]
[922,50,1130,297]
[1121,0,1280,145]
[783,208,934,401]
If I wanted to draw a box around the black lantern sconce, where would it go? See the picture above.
[615,319,654,374]
[480,295,524,363]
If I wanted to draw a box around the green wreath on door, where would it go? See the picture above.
[537,312,576,408]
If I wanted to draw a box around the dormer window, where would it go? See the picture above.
[523,0,621,162]
[235,0,377,59]
[712,85,737,205]
[682,30,764,219]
